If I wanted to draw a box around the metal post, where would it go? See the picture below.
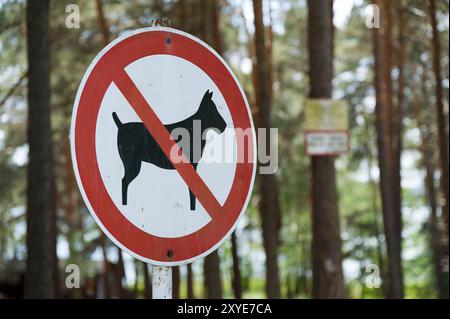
[150,17,172,300]
[152,266,172,299]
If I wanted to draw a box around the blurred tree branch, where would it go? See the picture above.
[0,71,27,110]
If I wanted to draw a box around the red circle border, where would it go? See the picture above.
[72,29,255,264]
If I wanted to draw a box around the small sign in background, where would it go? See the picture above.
[304,99,349,156]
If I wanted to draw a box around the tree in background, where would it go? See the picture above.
[414,69,449,299]
[172,266,180,299]
[253,0,281,299]
[393,0,405,278]
[186,263,195,299]
[230,232,242,299]
[24,0,58,298]
[428,0,449,240]
[307,0,345,298]
[143,262,151,298]
[372,0,404,299]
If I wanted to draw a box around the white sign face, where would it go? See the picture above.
[96,55,237,238]
[305,131,349,156]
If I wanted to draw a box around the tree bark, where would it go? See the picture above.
[392,0,405,263]
[428,0,449,238]
[177,0,188,31]
[414,76,449,299]
[230,232,243,299]
[116,248,127,297]
[172,266,180,299]
[133,259,140,297]
[364,112,388,297]
[267,0,275,107]
[387,3,404,296]
[203,252,222,299]
[210,0,223,54]
[253,0,281,299]
[201,0,212,44]
[64,134,76,259]
[143,262,151,299]
[100,236,111,299]
[372,0,404,299]
[24,0,58,299]
[307,0,345,299]
[187,263,195,299]
[95,0,110,44]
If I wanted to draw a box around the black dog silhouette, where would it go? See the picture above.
[112,90,226,210]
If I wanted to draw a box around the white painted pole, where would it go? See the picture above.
[149,16,173,300]
[152,266,172,299]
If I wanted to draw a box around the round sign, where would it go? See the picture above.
[70,27,256,265]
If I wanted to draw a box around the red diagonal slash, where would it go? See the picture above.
[113,69,224,219]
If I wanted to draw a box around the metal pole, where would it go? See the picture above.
[149,18,172,300]
[152,265,172,299]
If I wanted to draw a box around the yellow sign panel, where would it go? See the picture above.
[304,99,348,131]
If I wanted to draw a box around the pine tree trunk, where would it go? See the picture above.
[203,252,222,299]
[116,248,126,297]
[143,262,151,299]
[187,264,195,299]
[210,0,222,54]
[421,121,449,300]
[267,0,275,107]
[64,135,76,259]
[386,3,404,298]
[253,0,281,299]
[24,0,58,299]
[172,266,180,299]
[177,0,187,31]
[307,0,345,299]
[95,0,110,43]
[133,260,140,297]
[428,0,449,239]
[414,79,449,299]
[367,140,387,297]
[230,232,243,299]
[201,0,212,44]
[392,0,405,271]
[100,236,110,299]
[372,0,404,299]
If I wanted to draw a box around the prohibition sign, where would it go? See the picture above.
[70,27,256,265]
